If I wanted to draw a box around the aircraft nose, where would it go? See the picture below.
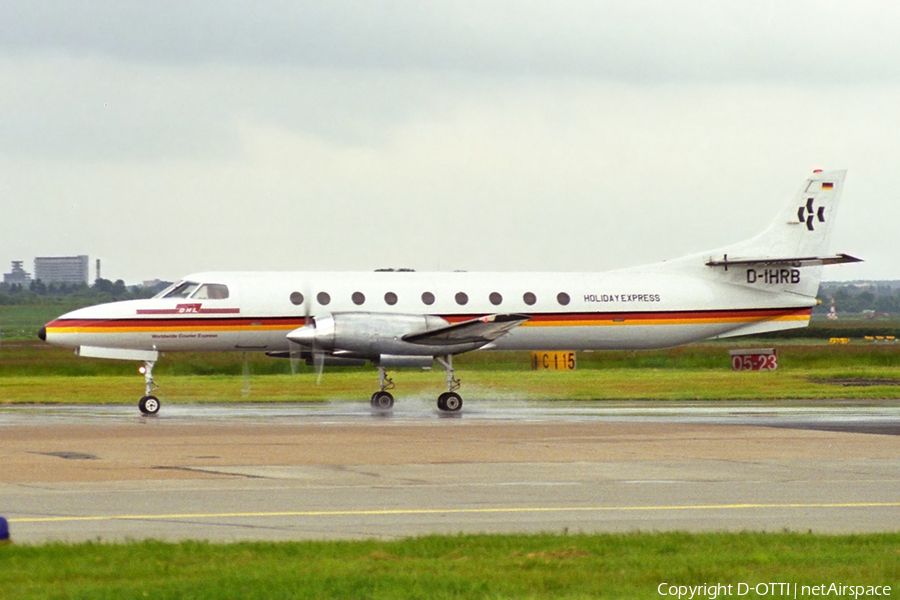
[38,326,47,342]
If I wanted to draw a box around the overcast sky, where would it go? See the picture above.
[2,1,898,283]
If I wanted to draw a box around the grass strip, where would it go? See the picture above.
[3,367,900,405]
[1,532,897,600]
[0,341,900,378]
[5,342,900,378]
[4,341,900,404]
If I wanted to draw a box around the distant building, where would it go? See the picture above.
[33,255,90,285]
[2,261,31,285]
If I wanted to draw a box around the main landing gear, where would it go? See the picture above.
[370,355,463,413]
[138,359,160,416]
[435,356,462,412]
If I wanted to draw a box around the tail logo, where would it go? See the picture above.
[797,198,825,231]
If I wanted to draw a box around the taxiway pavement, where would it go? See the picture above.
[2,400,899,543]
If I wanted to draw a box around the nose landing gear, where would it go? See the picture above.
[138,360,160,416]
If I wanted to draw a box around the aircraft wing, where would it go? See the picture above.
[402,313,530,346]
[706,253,862,269]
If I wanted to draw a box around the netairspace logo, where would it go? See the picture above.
[658,582,892,599]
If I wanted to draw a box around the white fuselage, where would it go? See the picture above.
[44,266,814,356]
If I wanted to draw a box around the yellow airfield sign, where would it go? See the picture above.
[530,351,576,371]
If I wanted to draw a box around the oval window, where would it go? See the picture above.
[489,292,502,306]
[455,292,469,305]
[317,291,331,305]
[421,291,435,305]
[384,291,398,306]
[557,292,571,306]
[289,291,304,306]
[523,292,537,306]
[352,291,365,305]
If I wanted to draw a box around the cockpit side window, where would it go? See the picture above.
[163,281,200,299]
[191,284,230,300]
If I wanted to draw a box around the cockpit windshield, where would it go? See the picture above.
[152,282,181,299]
[161,281,200,299]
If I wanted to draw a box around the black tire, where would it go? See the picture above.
[372,391,394,410]
[437,392,448,411]
[139,395,160,415]
[443,392,462,412]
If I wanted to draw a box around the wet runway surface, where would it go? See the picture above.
[2,400,900,543]
[3,398,900,432]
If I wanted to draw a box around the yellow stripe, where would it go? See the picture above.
[10,501,898,524]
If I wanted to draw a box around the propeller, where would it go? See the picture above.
[287,285,311,375]
[241,351,251,397]
[287,284,326,384]
[312,337,325,385]
[304,285,326,384]
[288,340,302,375]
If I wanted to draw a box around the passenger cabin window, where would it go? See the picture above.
[384,292,398,306]
[523,292,537,306]
[455,292,469,305]
[557,292,571,305]
[164,281,200,299]
[317,292,331,305]
[192,284,229,300]
[421,291,435,305]
[352,291,365,305]
[489,292,502,306]
[289,292,304,305]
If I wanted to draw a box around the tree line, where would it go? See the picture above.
[0,279,171,305]
[814,282,900,316]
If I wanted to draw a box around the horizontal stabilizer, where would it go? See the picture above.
[706,253,862,269]
[403,314,530,346]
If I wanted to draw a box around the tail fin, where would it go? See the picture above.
[697,169,859,298]
[726,169,846,260]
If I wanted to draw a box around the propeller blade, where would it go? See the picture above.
[241,352,251,397]
[304,284,313,326]
[285,283,313,376]
[305,283,325,384]
[288,340,301,375]
[313,345,325,385]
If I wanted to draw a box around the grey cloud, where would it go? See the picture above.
[0,57,461,160]
[1,1,899,82]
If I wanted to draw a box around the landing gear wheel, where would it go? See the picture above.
[139,395,160,416]
[437,392,462,412]
[371,391,394,410]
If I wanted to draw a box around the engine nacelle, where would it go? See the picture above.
[286,312,484,357]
